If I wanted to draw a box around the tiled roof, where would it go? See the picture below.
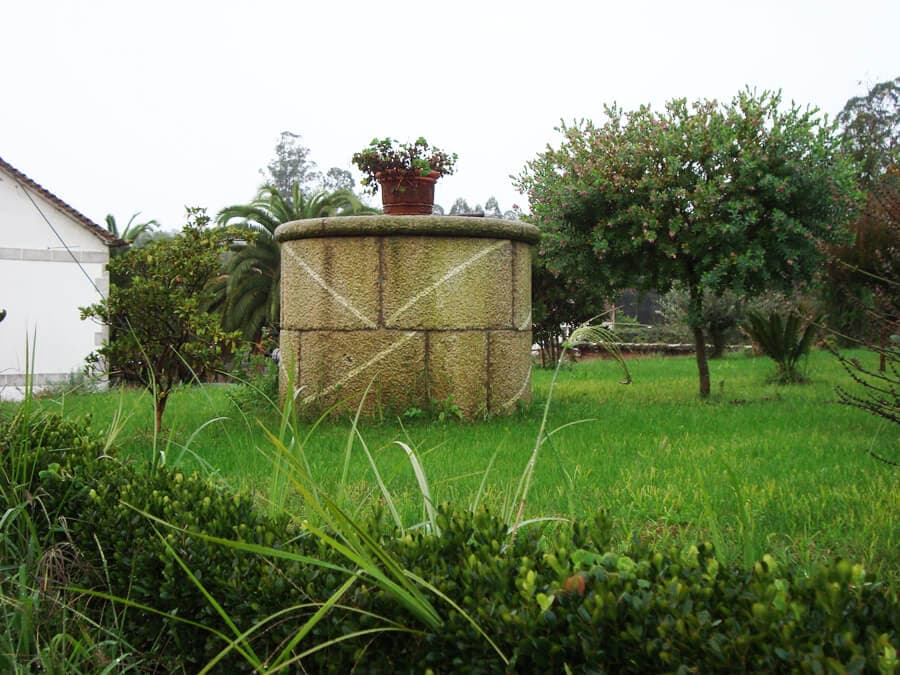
[0,155,126,247]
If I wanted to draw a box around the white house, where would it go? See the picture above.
[0,156,124,399]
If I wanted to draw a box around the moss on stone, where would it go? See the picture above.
[297,330,426,416]
[512,241,533,331]
[488,331,534,415]
[278,218,536,419]
[275,215,541,245]
[280,238,379,330]
[427,332,489,418]
[383,237,512,330]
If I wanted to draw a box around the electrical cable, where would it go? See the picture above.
[13,175,107,298]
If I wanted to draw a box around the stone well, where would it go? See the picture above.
[274,215,540,418]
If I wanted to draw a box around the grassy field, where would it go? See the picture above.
[12,348,899,585]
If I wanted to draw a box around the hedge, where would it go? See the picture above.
[3,411,897,673]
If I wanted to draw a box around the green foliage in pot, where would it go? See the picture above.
[352,137,458,194]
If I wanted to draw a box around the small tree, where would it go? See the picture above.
[82,209,240,433]
[517,90,860,397]
[261,131,362,201]
[262,131,321,198]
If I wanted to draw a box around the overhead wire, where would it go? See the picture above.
[13,174,108,298]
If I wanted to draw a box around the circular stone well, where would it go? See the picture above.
[275,215,540,418]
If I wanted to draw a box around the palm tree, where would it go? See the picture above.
[104,212,159,246]
[213,183,376,342]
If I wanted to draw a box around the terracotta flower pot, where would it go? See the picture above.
[377,171,440,215]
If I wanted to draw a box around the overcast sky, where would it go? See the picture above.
[1,0,897,231]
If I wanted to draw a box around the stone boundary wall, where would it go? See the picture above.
[275,216,540,418]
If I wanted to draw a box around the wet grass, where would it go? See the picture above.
[11,348,898,586]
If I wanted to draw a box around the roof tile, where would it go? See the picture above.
[0,155,126,247]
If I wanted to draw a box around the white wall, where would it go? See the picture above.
[0,170,110,398]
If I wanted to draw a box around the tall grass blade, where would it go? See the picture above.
[353,428,404,531]
[146,427,444,630]
[722,463,760,568]
[268,627,417,673]
[471,449,498,514]
[153,525,262,669]
[696,468,728,560]
[509,315,630,538]
[198,600,417,674]
[337,379,375,508]
[394,440,439,535]
[267,575,358,669]
[405,570,509,666]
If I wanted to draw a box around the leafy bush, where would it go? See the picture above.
[656,285,746,356]
[0,407,109,499]
[11,418,896,673]
[226,343,280,416]
[742,307,821,383]
[0,408,148,672]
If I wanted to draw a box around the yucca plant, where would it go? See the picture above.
[742,308,822,383]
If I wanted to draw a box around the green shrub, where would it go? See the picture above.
[226,334,280,416]
[0,408,151,671]
[11,413,899,672]
[742,308,821,383]
[0,407,109,513]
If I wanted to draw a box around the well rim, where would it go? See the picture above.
[274,215,541,245]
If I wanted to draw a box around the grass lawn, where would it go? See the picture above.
[13,348,899,586]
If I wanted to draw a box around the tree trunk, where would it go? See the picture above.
[688,284,711,398]
[693,324,711,398]
[154,390,169,436]
[709,327,727,359]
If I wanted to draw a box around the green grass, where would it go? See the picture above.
[11,348,899,586]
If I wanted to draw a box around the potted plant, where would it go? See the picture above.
[352,137,457,215]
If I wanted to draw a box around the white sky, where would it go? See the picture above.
[1,0,898,230]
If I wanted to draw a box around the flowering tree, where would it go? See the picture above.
[516,90,860,396]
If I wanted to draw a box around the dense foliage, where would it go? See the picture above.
[213,185,375,343]
[352,137,458,194]
[531,257,606,366]
[655,284,744,357]
[742,307,821,383]
[81,209,240,432]
[821,78,900,341]
[516,90,860,396]
[828,171,900,460]
[103,211,159,246]
[837,76,899,189]
[4,411,897,673]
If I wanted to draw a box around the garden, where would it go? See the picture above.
[2,81,899,672]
